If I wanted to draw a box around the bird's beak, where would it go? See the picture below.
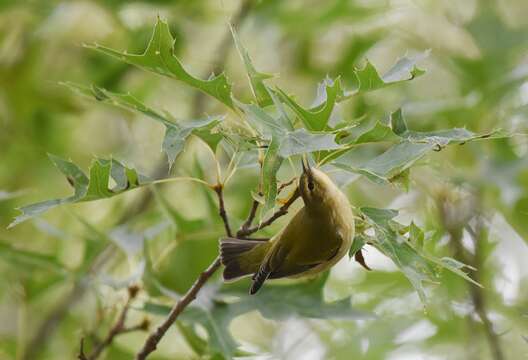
[301,155,313,178]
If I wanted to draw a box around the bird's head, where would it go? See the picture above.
[299,158,337,207]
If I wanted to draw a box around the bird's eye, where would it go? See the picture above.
[308,181,315,191]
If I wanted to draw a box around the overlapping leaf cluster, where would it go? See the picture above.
[9,18,508,348]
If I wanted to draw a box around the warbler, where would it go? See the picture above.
[220,159,355,294]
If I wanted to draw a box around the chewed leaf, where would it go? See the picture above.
[9,156,149,228]
[353,51,429,93]
[64,82,222,168]
[87,18,233,109]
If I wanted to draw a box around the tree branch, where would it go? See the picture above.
[78,286,149,360]
[136,180,297,358]
[135,258,222,359]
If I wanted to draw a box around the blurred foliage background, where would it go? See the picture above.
[0,0,527,359]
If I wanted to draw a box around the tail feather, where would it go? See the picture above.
[219,238,263,281]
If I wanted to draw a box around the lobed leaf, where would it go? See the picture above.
[359,207,481,303]
[277,77,343,131]
[9,156,149,228]
[87,17,233,109]
[353,50,429,93]
[333,109,507,184]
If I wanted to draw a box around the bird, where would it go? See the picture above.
[219,158,355,294]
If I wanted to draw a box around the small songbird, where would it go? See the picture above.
[219,159,355,294]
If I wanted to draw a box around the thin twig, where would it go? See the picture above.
[465,221,504,360]
[237,195,261,237]
[213,184,233,237]
[277,178,296,194]
[89,1,255,358]
[238,188,300,237]
[439,192,504,360]
[78,286,149,360]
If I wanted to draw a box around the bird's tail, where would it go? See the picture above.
[219,238,266,281]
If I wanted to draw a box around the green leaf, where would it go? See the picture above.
[231,25,274,107]
[333,109,509,184]
[349,234,367,258]
[334,142,433,184]
[64,82,223,168]
[409,221,425,249]
[87,17,233,108]
[277,77,343,131]
[143,273,369,357]
[390,108,507,147]
[9,156,148,228]
[278,128,341,157]
[261,135,283,215]
[220,272,370,320]
[359,207,481,303]
[361,207,399,225]
[360,207,439,303]
[353,51,429,93]
[145,302,242,358]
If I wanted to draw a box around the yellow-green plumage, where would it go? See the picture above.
[220,164,354,294]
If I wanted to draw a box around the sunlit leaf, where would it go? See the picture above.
[87,17,233,108]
